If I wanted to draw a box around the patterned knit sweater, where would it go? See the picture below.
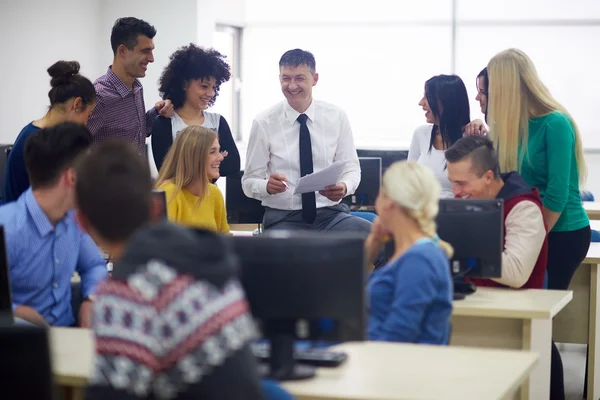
[85,223,263,400]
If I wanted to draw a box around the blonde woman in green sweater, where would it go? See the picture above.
[486,48,590,400]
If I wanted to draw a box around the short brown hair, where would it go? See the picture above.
[445,135,501,178]
[24,122,92,189]
[75,140,152,242]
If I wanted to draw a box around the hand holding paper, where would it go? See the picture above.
[319,182,347,202]
[293,161,349,195]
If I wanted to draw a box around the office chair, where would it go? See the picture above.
[0,145,13,202]
[226,171,265,230]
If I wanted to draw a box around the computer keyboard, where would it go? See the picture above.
[252,343,347,368]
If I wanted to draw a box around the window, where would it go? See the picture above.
[212,25,243,140]
[455,25,600,146]
[242,25,452,146]
[243,0,600,148]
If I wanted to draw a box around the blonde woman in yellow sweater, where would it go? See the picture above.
[154,125,230,233]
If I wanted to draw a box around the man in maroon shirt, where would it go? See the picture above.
[445,135,548,289]
[87,17,173,153]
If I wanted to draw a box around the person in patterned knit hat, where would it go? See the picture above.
[75,140,263,400]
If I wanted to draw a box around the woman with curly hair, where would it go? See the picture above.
[151,44,240,176]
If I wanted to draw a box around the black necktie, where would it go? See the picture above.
[297,113,316,223]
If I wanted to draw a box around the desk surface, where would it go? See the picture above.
[584,202,600,219]
[50,329,536,400]
[282,341,538,400]
[584,242,600,264]
[453,287,572,320]
[229,223,259,232]
[50,328,93,387]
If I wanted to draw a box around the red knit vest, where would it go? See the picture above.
[468,189,548,289]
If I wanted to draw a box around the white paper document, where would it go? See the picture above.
[293,161,349,194]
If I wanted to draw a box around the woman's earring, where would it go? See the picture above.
[75,108,81,112]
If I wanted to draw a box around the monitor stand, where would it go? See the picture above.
[453,277,477,301]
[258,334,316,381]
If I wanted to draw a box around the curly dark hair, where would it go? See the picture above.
[158,44,231,109]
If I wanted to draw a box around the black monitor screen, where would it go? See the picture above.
[436,199,503,279]
[228,231,366,342]
[151,190,167,222]
[0,226,12,318]
[342,157,381,207]
[0,326,56,399]
[356,149,408,173]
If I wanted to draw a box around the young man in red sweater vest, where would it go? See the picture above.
[445,135,548,289]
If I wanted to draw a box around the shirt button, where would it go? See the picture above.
[53,282,58,288]
[55,258,60,264]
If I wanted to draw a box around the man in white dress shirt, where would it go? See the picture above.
[242,49,373,235]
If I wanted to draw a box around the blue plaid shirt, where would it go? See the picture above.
[0,188,108,326]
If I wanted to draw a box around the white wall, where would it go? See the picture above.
[583,152,600,195]
[99,0,199,124]
[0,0,102,144]
[0,0,200,143]
[0,0,245,176]
[198,0,245,37]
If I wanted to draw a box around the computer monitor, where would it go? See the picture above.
[227,230,366,381]
[356,149,408,173]
[0,326,57,399]
[0,226,12,323]
[342,157,382,208]
[436,199,503,280]
[225,171,265,225]
[151,189,168,221]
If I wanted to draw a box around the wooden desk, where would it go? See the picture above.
[282,342,537,400]
[451,287,572,400]
[553,242,600,400]
[50,328,93,400]
[50,329,537,400]
[230,223,260,232]
[584,202,600,220]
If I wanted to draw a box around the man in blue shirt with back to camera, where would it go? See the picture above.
[0,122,108,327]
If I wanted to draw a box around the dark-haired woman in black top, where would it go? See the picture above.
[2,60,96,203]
[151,44,240,177]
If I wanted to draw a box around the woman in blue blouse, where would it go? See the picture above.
[364,161,454,344]
[2,60,96,203]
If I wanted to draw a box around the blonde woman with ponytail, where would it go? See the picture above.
[365,161,453,344]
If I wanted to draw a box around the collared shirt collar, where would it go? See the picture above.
[106,66,142,99]
[283,99,316,125]
[24,188,70,237]
[24,188,54,237]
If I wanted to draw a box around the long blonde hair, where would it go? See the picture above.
[487,48,586,185]
[154,125,218,205]
[382,161,453,258]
